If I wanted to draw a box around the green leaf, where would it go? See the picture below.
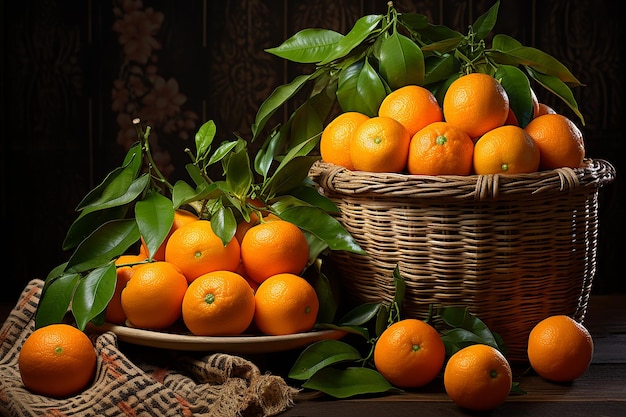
[77,173,150,213]
[289,101,324,148]
[439,306,500,350]
[337,58,387,117]
[288,340,363,380]
[397,13,429,31]
[471,0,499,41]
[423,54,459,85]
[252,72,317,141]
[496,64,534,128]
[194,120,217,161]
[211,205,237,246]
[265,28,344,63]
[71,262,117,330]
[35,273,80,329]
[313,270,337,324]
[65,219,140,273]
[319,14,384,65]
[62,205,129,251]
[336,302,382,326]
[75,142,142,211]
[224,147,253,197]
[301,367,395,398]
[264,156,320,198]
[207,140,240,166]
[277,206,365,254]
[489,39,582,86]
[491,33,522,50]
[525,67,585,124]
[135,191,175,260]
[287,184,339,213]
[379,32,425,89]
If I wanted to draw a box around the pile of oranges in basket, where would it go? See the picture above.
[320,72,585,176]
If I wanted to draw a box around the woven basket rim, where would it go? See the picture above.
[309,158,615,201]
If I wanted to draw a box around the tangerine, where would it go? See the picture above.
[18,323,97,398]
[373,319,445,388]
[524,113,585,170]
[527,315,594,382]
[407,121,474,175]
[320,111,370,170]
[444,344,512,411]
[443,73,510,139]
[350,116,411,173]
[473,125,540,174]
[105,254,146,324]
[240,219,309,284]
[120,261,188,330]
[165,219,241,282]
[254,273,319,335]
[378,85,443,137]
[182,270,256,336]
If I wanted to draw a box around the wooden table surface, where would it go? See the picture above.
[272,294,626,417]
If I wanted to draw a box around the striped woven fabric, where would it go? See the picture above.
[0,279,297,417]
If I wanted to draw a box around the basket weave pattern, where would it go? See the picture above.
[310,159,615,361]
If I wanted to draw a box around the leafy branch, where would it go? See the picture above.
[35,118,365,331]
[252,0,583,159]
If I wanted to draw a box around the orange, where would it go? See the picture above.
[240,219,309,284]
[527,315,594,382]
[254,273,319,335]
[18,323,97,398]
[444,344,512,411]
[443,73,510,139]
[534,102,556,117]
[473,125,540,174]
[140,208,199,261]
[234,211,280,245]
[320,111,370,170]
[407,121,474,175]
[165,219,241,282]
[350,116,411,173]
[120,261,188,330]
[524,113,585,170]
[181,270,256,336]
[105,254,146,324]
[373,319,445,388]
[378,85,443,137]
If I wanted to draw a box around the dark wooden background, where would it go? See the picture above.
[1,0,622,302]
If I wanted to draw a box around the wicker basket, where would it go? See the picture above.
[309,158,616,362]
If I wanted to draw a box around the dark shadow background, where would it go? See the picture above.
[1,0,622,303]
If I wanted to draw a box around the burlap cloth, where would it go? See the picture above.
[0,279,299,417]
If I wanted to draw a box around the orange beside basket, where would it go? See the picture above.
[309,158,616,362]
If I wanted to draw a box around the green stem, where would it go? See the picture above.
[133,118,174,192]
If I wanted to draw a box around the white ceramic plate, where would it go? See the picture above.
[88,322,346,354]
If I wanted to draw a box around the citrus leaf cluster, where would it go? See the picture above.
[35,119,364,331]
[256,0,583,154]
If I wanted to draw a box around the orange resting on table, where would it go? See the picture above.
[444,343,513,411]
[373,319,445,388]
